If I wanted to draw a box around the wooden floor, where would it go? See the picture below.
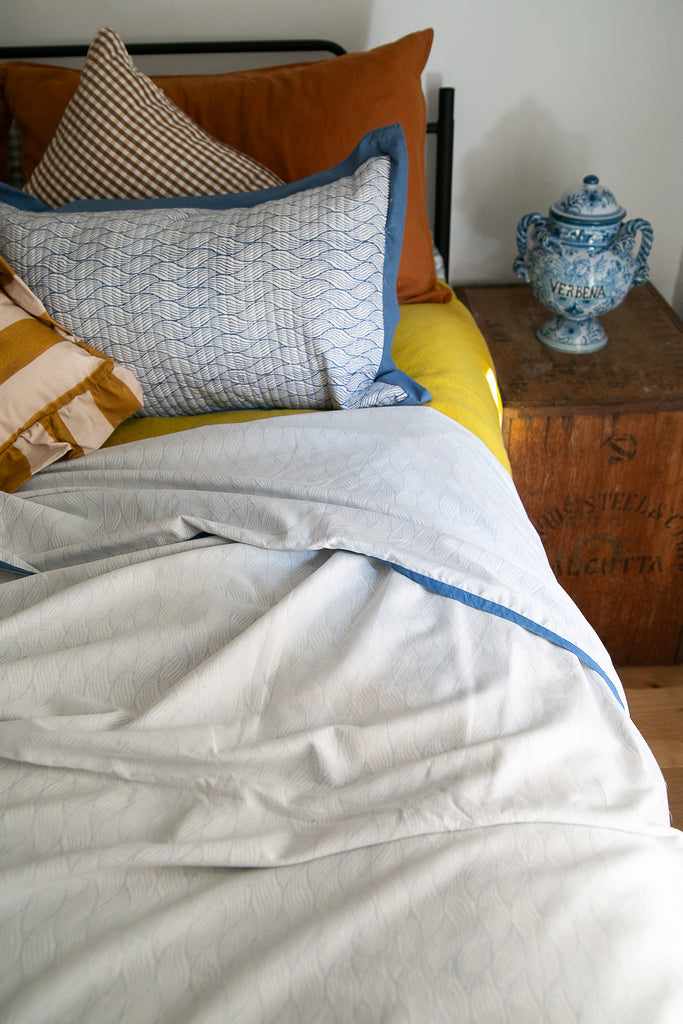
[618,664,683,830]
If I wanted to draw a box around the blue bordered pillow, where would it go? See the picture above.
[0,124,429,416]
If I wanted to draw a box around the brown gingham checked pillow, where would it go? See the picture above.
[0,254,142,492]
[23,27,283,207]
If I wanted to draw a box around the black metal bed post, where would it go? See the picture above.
[429,86,454,281]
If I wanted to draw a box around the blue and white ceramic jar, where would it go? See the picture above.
[513,175,653,352]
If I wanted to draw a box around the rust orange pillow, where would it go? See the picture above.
[0,29,446,303]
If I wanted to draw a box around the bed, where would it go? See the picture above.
[0,27,682,1024]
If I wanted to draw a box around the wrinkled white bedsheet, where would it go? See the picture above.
[1,408,682,1023]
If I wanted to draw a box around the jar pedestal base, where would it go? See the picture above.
[536,314,607,353]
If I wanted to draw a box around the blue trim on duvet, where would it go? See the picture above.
[0,559,35,576]
[387,562,625,709]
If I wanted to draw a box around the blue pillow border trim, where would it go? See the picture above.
[385,561,626,709]
[0,124,429,407]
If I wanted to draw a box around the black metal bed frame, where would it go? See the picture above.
[0,38,454,276]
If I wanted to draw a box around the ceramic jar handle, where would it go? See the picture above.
[514,213,560,279]
[612,218,653,286]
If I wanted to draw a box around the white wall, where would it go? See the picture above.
[5,0,682,313]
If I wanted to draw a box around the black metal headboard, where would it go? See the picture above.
[0,38,454,276]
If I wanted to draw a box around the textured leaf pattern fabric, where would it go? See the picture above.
[1,408,681,1022]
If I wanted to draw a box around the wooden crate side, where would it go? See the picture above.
[508,409,683,664]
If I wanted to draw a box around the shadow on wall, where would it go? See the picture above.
[1,3,374,54]
[455,98,591,282]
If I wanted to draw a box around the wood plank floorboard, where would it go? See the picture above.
[618,664,683,830]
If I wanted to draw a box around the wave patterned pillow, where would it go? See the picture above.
[0,125,429,417]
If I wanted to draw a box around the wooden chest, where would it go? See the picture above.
[456,282,683,665]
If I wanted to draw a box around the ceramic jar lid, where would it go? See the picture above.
[550,175,626,225]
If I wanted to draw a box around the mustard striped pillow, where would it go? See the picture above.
[23,27,284,208]
[0,254,143,492]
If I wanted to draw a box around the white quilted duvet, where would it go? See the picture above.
[1,408,681,1022]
